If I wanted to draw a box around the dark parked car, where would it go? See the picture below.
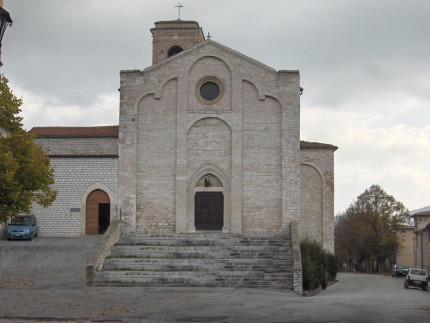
[392,264,410,277]
[7,214,38,240]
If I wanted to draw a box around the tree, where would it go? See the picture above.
[0,75,57,223]
[334,185,408,273]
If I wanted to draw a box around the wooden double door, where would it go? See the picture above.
[194,192,224,230]
[86,189,110,234]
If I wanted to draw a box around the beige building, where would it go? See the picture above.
[395,225,414,267]
[25,20,336,252]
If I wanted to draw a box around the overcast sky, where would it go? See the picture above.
[2,0,429,214]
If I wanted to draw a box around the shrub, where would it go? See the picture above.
[300,238,337,290]
[302,253,316,290]
[326,253,338,281]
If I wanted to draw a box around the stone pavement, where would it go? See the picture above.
[1,237,429,322]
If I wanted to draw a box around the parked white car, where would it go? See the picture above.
[404,268,428,291]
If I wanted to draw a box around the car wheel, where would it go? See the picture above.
[29,234,33,241]
[404,282,408,289]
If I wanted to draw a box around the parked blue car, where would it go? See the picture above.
[7,215,38,240]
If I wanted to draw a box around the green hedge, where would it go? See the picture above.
[300,238,338,290]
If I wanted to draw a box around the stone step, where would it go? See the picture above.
[118,233,291,247]
[95,270,292,288]
[95,233,294,289]
[103,257,293,272]
[110,245,291,259]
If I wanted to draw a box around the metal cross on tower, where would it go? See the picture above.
[175,2,184,20]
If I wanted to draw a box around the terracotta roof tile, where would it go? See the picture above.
[29,126,119,138]
[29,127,337,151]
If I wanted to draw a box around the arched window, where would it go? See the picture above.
[168,45,183,58]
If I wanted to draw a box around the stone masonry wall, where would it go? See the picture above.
[31,157,118,237]
[187,118,232,185]
[242,81,282,233]
[300,164,323,243]
[0,223,6,239]
[414,215,430,271]
[187,56,232,112]
[136,79,177,233]
[300,149,335,252]
[119,40,302,234]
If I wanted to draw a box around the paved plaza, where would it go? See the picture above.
[1,237,429,322]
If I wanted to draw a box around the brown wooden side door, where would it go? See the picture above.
[86,189,110,234]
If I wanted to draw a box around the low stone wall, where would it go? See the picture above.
[86,219,125,286]
[0,223,7,240]
[290,221,303,295]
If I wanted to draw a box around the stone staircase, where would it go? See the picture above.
[94,233,294,288]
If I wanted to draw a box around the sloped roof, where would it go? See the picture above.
[410,206,430,217]
[125,39,280,76]
[29,126,337,151]
[411,210,430,217]
[48,154,118,158]
[300,141,338,151]
[29,126,119,138]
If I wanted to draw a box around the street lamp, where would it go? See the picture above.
[0,6,12,67]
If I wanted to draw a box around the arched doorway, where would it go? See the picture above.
[86,189,110,234]
[194,174,224,231]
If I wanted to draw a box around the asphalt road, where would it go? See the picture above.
[1,237,429,322]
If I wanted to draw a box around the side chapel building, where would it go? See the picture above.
[27,20,337,251]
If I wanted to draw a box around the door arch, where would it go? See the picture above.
[192,173,225,231]
[86,189,110,234]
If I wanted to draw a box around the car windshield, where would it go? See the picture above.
[410,269,426,276]
[397,265,408,269]
[11,216,31,226]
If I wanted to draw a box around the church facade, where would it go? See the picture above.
[27,20,337,252]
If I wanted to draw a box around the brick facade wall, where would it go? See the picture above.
[300,149,335,252]
[31,157,118,237]
[242,81,282,233]
[136,79,177,233]
[119,41,304,235]
[300,164,323,242]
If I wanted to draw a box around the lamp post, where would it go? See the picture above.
[0,5,13,67]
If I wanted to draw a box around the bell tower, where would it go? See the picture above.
[151,20,205,65]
